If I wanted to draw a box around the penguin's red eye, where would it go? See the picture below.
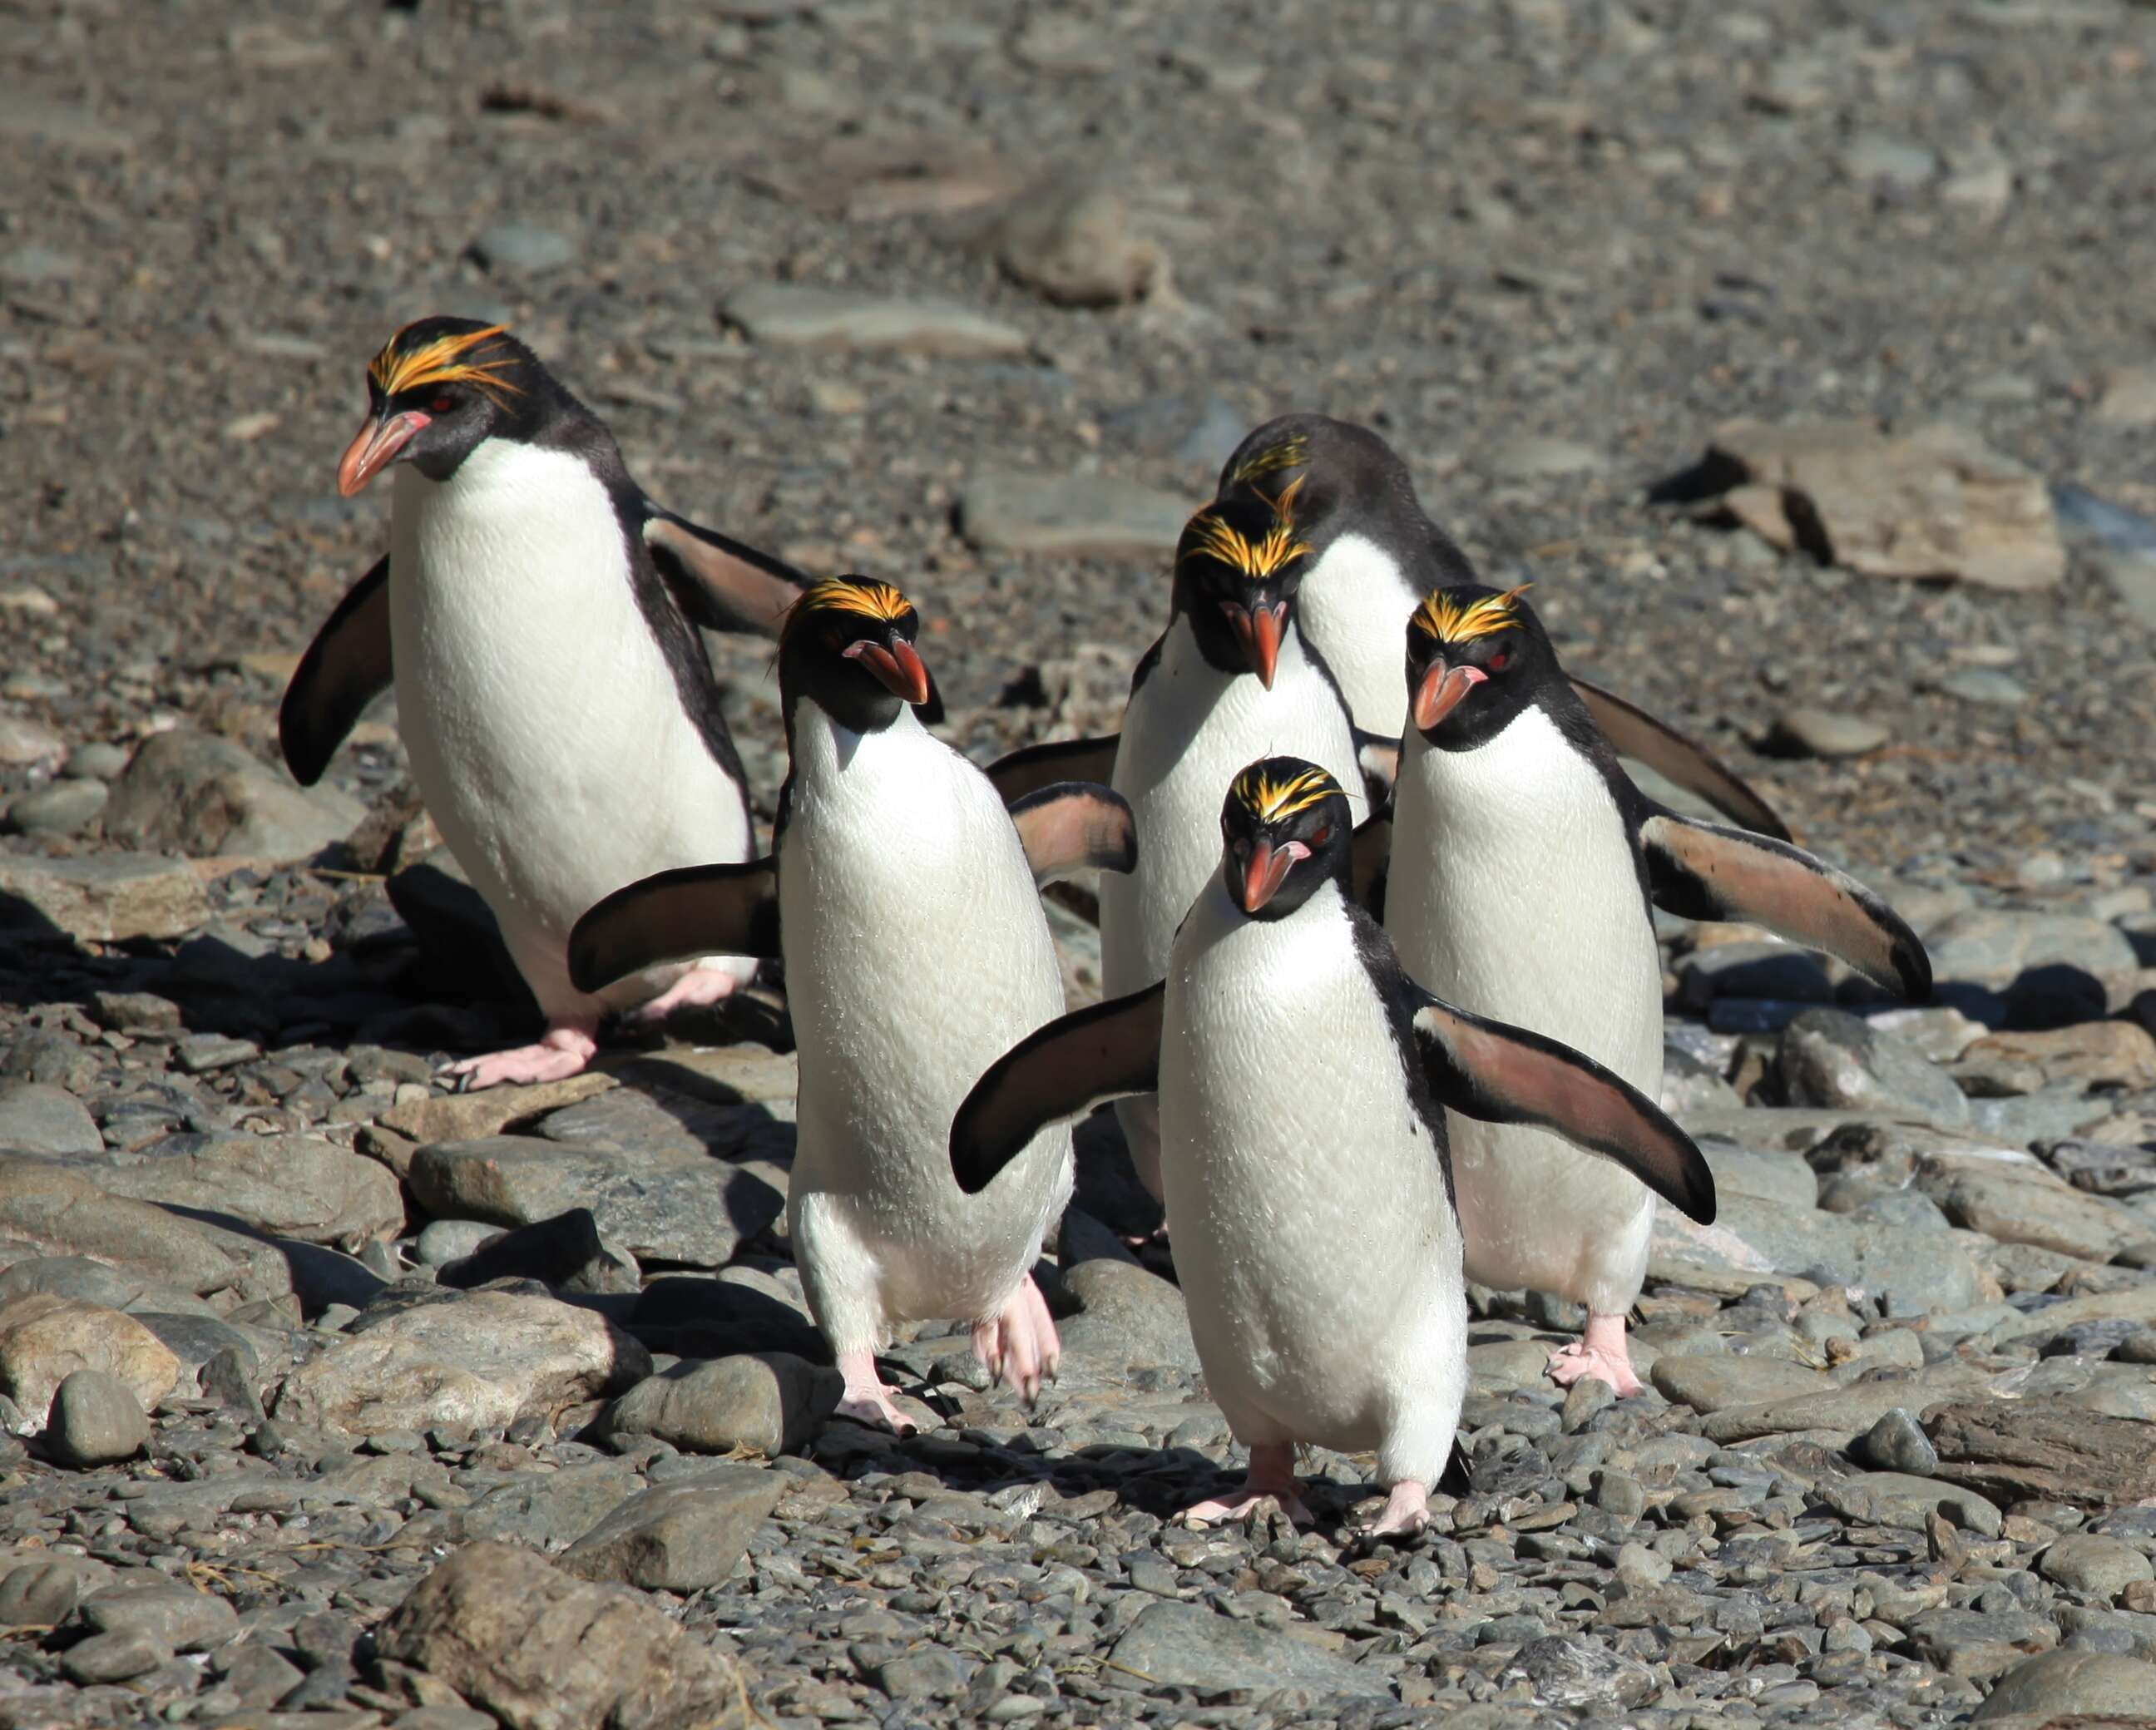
[1311,825,1331,848]
[430,396,455,414]
[1487,647,1511,671]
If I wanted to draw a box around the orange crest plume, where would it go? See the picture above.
[368,323,524,407]
[786,577,916,629]
[1230,433,1309,487]
[1411,585,1530,645]
[1182,474,1312,581]
[1231,762,1337,823]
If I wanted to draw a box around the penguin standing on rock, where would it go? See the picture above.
[280,317,808,1090]
[569,579,1137,1431]
[1385,586,1931,1395]
[951,759,1714,1535]
[1090,484,1364,1209]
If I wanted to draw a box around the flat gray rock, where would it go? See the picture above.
[957,471,1193,558]
[601,1352,839,1456]
[1778,1007,1970,1124]
[723,284,1028,357]
[1649,1353,1831,1414]
[0,1083,101,1156]
[0,853,208,943]
[560,1464,784,1592]
[93,1133,402,1251]
[1112,1599,1389,1697]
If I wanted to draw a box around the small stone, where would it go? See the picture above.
[0,1081,102,1155]
[2041,1534,2156,1599]
[1768,708,1890,759]
[416,1219,500,1266]
[1841,133,1939,189]
[3,778,108,837]
[957,470,1192,559]
[1615,1542,1672,1588]
[1487,436,1606,479]
[994,183,1161,308]
[469,222,577,274]
[62,741,129,781]
[82,1581,238,1651]
[437,1208,637,1296]
[1777,1008,1970,1124]
[560,1463,784,1591]
[600,1352,840,1456]
[1941,667,2029,709]
[46,1368,151,1466]
[1858,1407,1939,1476]
[2093,364,2156,429]
[0,853,209,942]
[61,1629,168,1684]
[721,284,1028,358]
[1110,1599,1389,1697]
[0,245,77,286]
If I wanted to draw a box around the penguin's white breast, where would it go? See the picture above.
[1101,620,1362,995]
[387,442,750,938]
[1294,531,1422,739]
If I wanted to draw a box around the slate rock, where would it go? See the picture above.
[1858,1407,1939,1475]
[0,1555,113,1626]
[1110,1599,1389,1698]
[722,284,1028,358]
[0,1083,101,1156]
[1675,941,1834,1010]
[379,1072,613,1148]
[600,1352,840,1456]
[1974,1648,2156,1719]
[957,470,1193,559]
[1813,1471,2001,1536]
[1908,1607,2059,1679]
[1918,1153,2140,1261]
[0,852,209,943]
[1655,1191,1985,1315]
[408,1138,782,1269]
[377,1541,750,1730]
[61,1629,167,1684]
[470,222,577,274]
[628,1268,827,1362]
[46,1368,151,1466]
[3,778,108,837]
[560,1463,784,1591]
[0,1293,179,1426]
[105,727,363,862]
[461,1461,639,1551]
[1926,1400,2156,1508]
[1777,1008,1970,1124]
[95,1133,403,1251]
[1649,1354,1831,1413]
[537,1085,794,1165]
[273,1287,650,1437]
[2041,1534,2156,1599]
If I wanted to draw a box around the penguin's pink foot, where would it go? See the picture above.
[1122,1223,1171,1249]
[1179,1442,1313,1529]
[1545,1312,1642,1397]
[972,1275,1061,1405]
[1356,1479,1430,1539]
[835,1350,917,1436]
[446,1021,598,1092]
[630,964,741,1023]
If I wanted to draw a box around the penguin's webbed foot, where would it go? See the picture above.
[629,963,742,1023]
[1353,1479,1430,1540]
[1179,1442,1313,1529]
[972,1275,1061,1407]
[444,1022,599,1092]
[834,1350,918,1436]
[1545,1312,1643,1397]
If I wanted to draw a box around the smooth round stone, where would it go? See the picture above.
[1974,1648,2156,1721]
[46,1369,150,1468]
[2040,1534,2155,1599]
[3,778,107,837]
[1858,1407,1939,1476]
[1769,707,1890,759]
[414,1218,500,1266]
[61,741,130,780]
[60,1629,167,1684]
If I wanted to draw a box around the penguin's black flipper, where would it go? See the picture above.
[1638,811,1931,1002]
[279,556,393,787]
[1007,783,1138,884]
[950,981,1165,1196]
[1571,677,1790,843]
[1408,993,1716,1223]
[983,735,1121,806]
[568,859,780,995]
[642,509,807,640]
[1350,811,1392,917]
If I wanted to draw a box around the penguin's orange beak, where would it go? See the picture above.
[1235,838,1308,914]
[1412,660,1487,731]
[844,636,932,707]
[1220,600,1287,690]
[337,410,431,497]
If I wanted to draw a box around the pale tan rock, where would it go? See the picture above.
[0,1294,179,1427]
[378,1072,614,1145]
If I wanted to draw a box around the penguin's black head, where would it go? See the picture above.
[1219,757,1352,920]
[1172,480,1312,689]
[1403,584,1552,750]
[779,577,932,732]
[337,317,551,497]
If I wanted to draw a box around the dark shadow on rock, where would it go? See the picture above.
[1934,963,2109,1031]
[1070,1106,1162,1242]
[628,1273,829,1364]
[151,1202,384,1315]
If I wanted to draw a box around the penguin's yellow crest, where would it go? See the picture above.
[369,323,524,407]
[787,577,915,629]
[1182,475,1311,581]
[1231,763,1337,823]
[1411,585,1530,646]
[1229,433,1309,487]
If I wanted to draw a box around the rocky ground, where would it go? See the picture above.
[7,0,2156,1727]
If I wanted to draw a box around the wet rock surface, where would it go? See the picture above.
[5,0,2156,1725]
